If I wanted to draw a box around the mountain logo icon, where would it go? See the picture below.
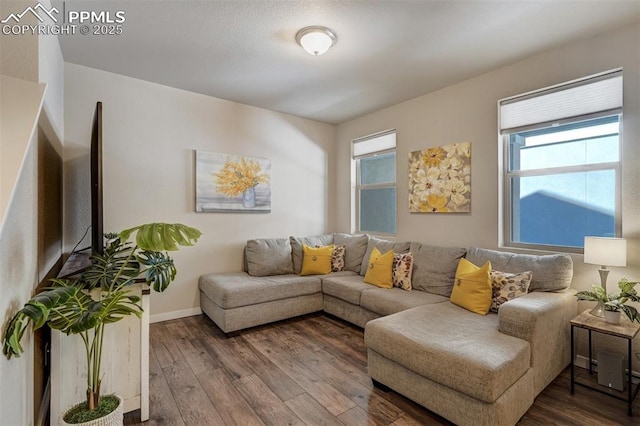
[1,3,59,24]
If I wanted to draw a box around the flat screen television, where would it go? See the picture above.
[91,101,104,256]
[58,101,103,277]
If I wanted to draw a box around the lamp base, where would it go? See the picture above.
[589,267,609,318]
[590,301,605,317]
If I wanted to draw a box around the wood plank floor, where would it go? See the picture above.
[124,313,640,425]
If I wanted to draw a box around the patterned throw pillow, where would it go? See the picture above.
[331,244,346,272]
[490,270,532,313]
[317,244,346,272]
[392,252,413,290]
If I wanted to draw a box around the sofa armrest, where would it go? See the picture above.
[498,290,577,395]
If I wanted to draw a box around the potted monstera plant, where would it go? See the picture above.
[576,278,640,324]
[2,223,201,425]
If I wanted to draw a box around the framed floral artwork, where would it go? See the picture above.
[408,142,471,213]
[195,151,271,213]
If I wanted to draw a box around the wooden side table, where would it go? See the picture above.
[570,309,640,416]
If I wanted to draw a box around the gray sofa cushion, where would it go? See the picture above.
[360,288,448,316]
[410,242,467,296]
[365,302,530,403]
[360,236,411,276]
[334,233,369,273]
[289,234,334,274]
[466,247,573,292]
[199,272,321,309]
[245,238,294,276]
[322,275,374,305]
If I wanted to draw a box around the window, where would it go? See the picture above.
[353,130,396,234]
[500,71,622,252]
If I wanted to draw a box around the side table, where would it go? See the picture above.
[570,309,640,416]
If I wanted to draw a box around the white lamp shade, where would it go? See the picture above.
[296,27,337,56]
[584,236,627,267]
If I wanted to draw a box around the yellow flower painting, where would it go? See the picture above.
[214,157,269,197]
[409,142,471,213]
[195,151,271,213]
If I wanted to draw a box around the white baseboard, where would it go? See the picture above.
[150,307,202,323]
[575,354,591,369]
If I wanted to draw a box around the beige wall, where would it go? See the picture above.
[0,122,62,424]
[0,1,66,422]
[0,1,38,82]
[63,63,337,320]
[336,22,640,291]
[0,135,38,426]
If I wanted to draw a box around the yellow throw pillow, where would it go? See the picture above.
[450,258,492,315]
[363,247,394,288]
[300,244,334,276]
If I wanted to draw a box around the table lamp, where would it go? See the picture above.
[583,236,627,317]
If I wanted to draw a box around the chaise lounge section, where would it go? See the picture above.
[198,234,576,425]
[199,272,324,335]
[199,234,366,334]
[364,247,575,426]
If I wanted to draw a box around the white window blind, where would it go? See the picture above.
[353,130,396,158]
[500,71,622,133]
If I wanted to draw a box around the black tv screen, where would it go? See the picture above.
[58,101,103,278]
[91,101,103,255]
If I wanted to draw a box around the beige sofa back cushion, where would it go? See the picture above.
[466,247,573,292]
[334,233,369,273]
[410,242,467,297]
[246,238,294,276]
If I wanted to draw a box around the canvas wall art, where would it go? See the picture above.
[408,142,471,213]
[195,151,271,213]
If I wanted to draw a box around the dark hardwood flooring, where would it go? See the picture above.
[124,313,640,425]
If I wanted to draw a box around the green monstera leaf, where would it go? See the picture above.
[82,236,141,291]
[136,250,177,292]
[3,282,92,357]
[119,223,202,252]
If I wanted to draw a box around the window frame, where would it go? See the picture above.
[502,114,622,253]
[501,113,622,254]
[352,130,397,236]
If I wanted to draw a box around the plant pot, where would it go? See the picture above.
[60,395,124,426]
[604,310,622,325]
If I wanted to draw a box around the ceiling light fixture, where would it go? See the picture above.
[296,26,337,56]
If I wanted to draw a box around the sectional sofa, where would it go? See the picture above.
[199,233,576,426]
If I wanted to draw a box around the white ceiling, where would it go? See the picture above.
[55,1,640,124]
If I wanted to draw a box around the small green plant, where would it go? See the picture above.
[2,223,201,417]
[576,278,640,322]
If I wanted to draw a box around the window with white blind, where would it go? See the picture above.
[353,130,397,235]
[499,70,622,252]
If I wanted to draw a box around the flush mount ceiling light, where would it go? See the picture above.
[296,26,337,56]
